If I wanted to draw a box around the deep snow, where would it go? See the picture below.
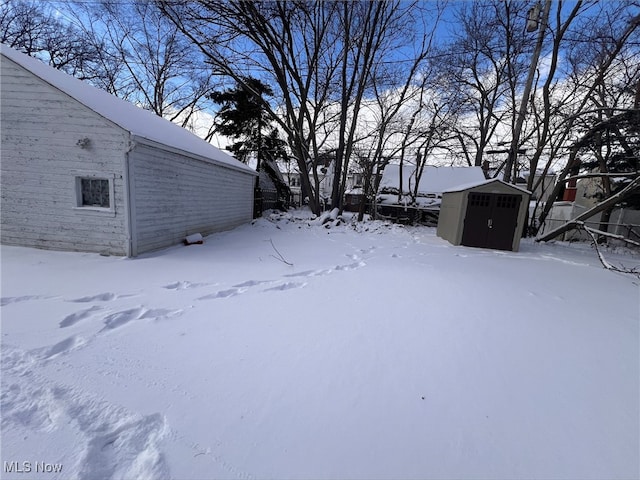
[1,210,638,480]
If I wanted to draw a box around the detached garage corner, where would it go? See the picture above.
[437,179,531,251]
[1,44,256,257]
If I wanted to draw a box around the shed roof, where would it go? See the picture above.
[1,44,254,174]
[443,178,531,194]
[379,165,486,195]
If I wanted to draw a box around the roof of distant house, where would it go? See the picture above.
[0,44,254,174]
[378,164,486,195]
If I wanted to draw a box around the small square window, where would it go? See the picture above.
[80,178,110,208]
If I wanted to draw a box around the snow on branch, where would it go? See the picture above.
[581,224,640,277]
[562,173,639,183]
[536,176,640,243]
[578,223,640,248]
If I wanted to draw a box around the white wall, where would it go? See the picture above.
[0,55,129,255]
[129,141,255,255]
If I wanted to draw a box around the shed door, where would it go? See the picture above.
[461,193,521,250]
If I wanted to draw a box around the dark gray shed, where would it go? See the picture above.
[437,179,530,251]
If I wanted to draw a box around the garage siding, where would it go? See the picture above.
[0,55,129,255]
[130,143,255,254]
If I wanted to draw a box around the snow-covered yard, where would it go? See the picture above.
[1,210,638,480]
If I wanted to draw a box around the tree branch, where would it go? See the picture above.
[535,176,640,242]
[269,239,293,266]
[582,225,640,277]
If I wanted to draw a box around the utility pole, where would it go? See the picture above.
[504,0,552,183]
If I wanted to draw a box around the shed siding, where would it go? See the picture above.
[437,191,464,244]
[0,55,129,255]
[130,143,254,254]
[437,181,530,251]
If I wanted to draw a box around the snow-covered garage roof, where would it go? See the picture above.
[0,44,255,174]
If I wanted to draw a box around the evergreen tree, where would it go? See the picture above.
[209,77,288,169]
[210,77,291,211]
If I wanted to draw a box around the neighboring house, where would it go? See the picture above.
[539,174,640,242]
[539,201,640,242]
[311,152,363,208]
[515,171,557,204]
[377,164,486,208]
[283,171,303,207]
[280,153,363,209]
[1,45,257,256]
[376,164,486,225]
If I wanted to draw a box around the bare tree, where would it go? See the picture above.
[60,0,216,127]
[158,0,439,216]
[436,0,533,168]
[337,2,447,218]
[534,6,640,232]
[515,0,594,229]
[0,0,108,83]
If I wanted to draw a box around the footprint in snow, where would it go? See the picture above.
[335,261,366,271]
[4,367,169,478]
[99,307,183,331]
[1,295,50,306]
[197,287,247,300]
[69,292,119,303]
[2,345,170,480]
[60,306,103,328]
[263,282,306,292]
[284,269,332,278]
[77,413,169,480]
[37,335,87,360]
[233,280,271,288]
[163,281,212,290]
[100,307,146,331]
[141,308,184,322]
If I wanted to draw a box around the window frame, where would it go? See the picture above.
[73,172,116,214]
